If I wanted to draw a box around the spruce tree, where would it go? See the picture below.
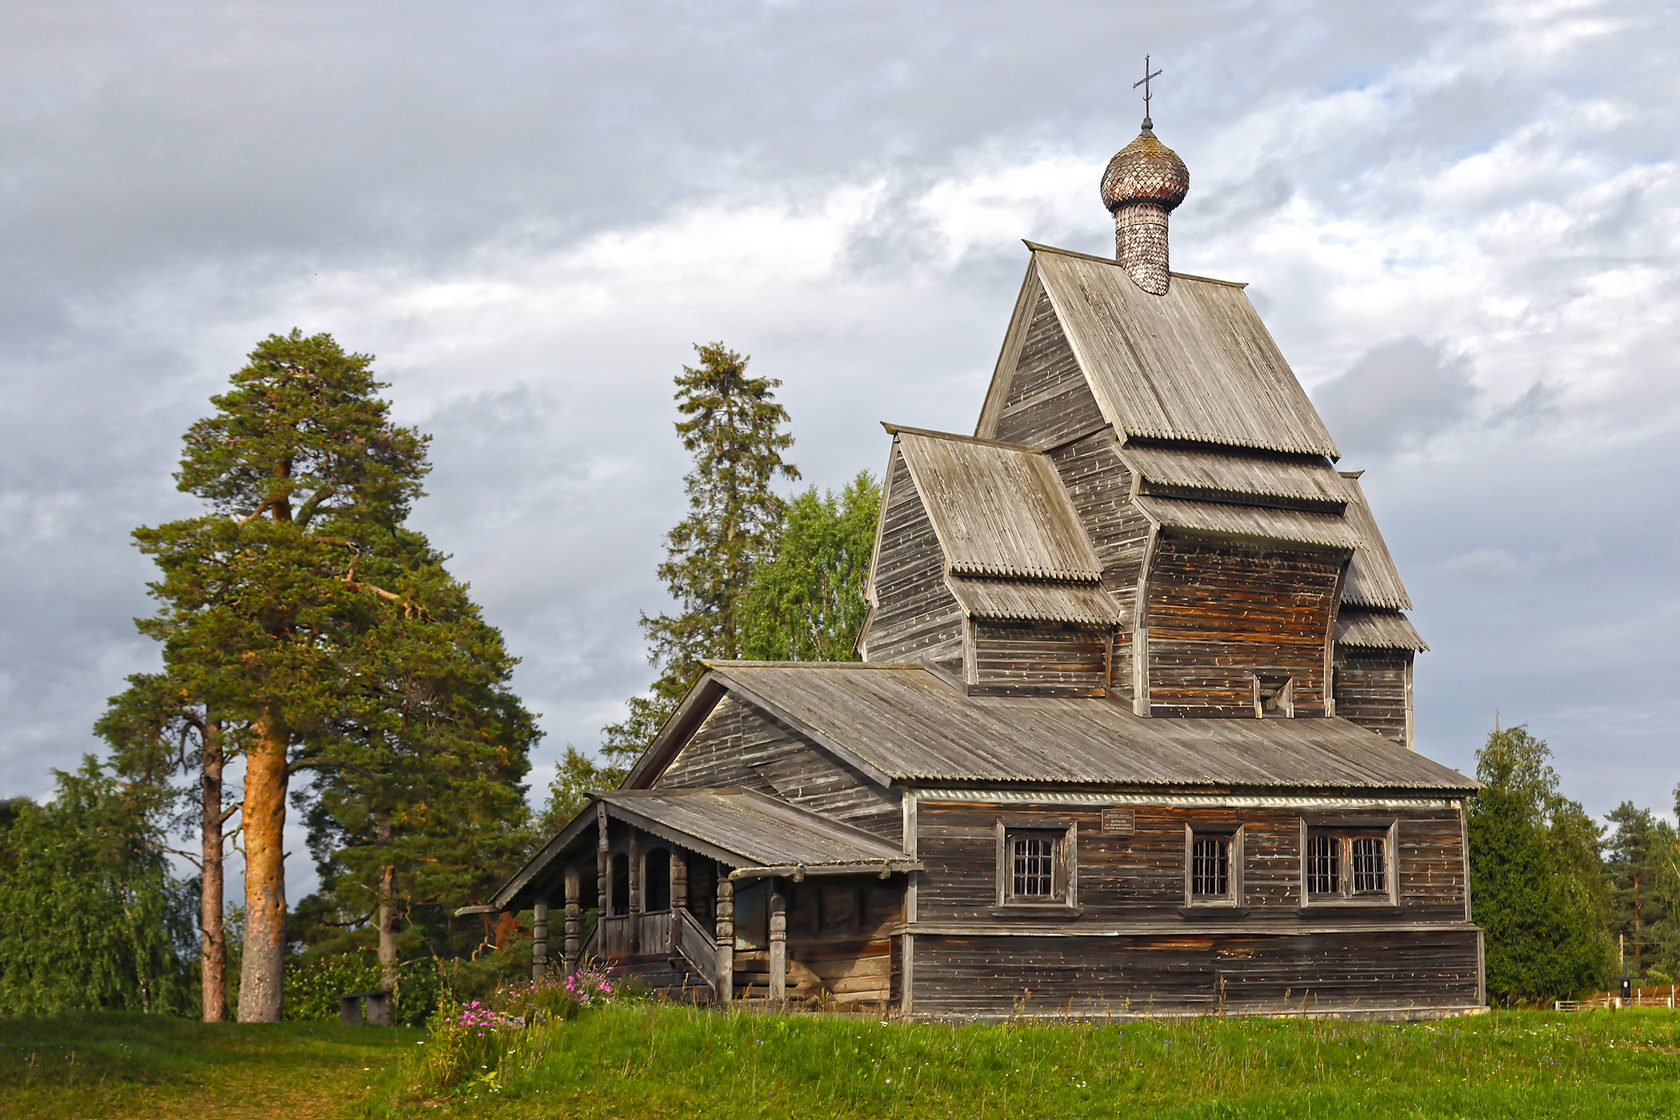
[126,330,429,1021]
[603,343,797,763]
[1468,725,1613,1004]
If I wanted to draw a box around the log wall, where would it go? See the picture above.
[1144,538,1343,718]
[992,288,1106,447]
[657,695,901,842]
[970,621,1109,697]
[1333,650,1414,748]
[862,446,965,673]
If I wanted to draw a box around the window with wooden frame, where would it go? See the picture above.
[1253,672,1294,718]
[1184,825,1243,906]
[994,820,1078,911]
[1301,821,1397,905]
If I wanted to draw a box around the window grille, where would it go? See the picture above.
[1011,834,1056,898]
[1190,834,1230,898]
[1351,836,1386,894]
[1306,832,1341,895]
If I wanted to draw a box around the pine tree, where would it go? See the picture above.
[603,343,797,764]
[298,527,539,990]
[126,330,429,1021]
[1468,725,1613,1005]
[738,472,880,662]
[1602,802,1676,981]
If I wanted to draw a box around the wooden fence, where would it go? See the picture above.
[1555,984,1679,1011]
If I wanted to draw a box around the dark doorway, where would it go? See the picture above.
[644,848,671,911]
[609,853,630,916]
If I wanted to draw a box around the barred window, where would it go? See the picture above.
[1305,829,1390,901]
[1306,832,1341,895]
[1351,836,1387,894]
[1190,834,1231,899]
[1011,834,1056,898]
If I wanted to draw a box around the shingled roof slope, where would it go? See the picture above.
[1336,609,1429,652]
[597,788,911,869]
[1134,495,1362,552]
[1339,474,1413,611]
[947,576,1125,626]
[706,662,1471,792]
[1121,444,1350,509]
[892,427,1101,581]
[1030,245,1341,458]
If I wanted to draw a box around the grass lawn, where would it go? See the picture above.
[5,1006,1678,1119]
[0,1012,421,1120]
[371,1004,1680,1120]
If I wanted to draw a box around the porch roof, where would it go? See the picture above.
[486,787,918,911]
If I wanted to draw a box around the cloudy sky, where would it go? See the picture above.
[4,0,1677,895]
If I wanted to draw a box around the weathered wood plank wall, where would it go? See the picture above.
[1144,539,1342,717]
[657,696,901,842]
[1333,651,1414,747]
[992,288,1106,446]
[862,447,965,673]
[970,620,1109,697]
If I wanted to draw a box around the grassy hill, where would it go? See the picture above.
[5,1004,1679,1119]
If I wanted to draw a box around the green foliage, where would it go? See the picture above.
[0,760,193,1017]
[536,746,626,838]
[1601,801,1679,981]
[738,472,880,662]
[280,951,440,1027]
[604,342,798,765]
[1469,726,1614,1005]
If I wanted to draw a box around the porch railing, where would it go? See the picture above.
[597,910,676,960]
[673,907,719,988]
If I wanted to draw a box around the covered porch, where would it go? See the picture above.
[483,787,918,1007]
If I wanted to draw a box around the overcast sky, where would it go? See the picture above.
[4,1,1677,897]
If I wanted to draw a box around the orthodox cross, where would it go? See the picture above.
[1133,55,1163,121]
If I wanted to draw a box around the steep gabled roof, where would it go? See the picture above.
[1339,474,1414,611]
[890,426,1102,581]
[685,662,1471,793]
[1019,245,1341,458]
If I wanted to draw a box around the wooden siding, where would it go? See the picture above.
[911,929,1481,1016]
[915,801,1467,926]
[970,620,1108,697]
[862,446,964,672]
[993,288,1107,447]
[1049,429,1150,701]
[1334,651,1414,748]
[657,695,901,843]
[1144,538,1342,718]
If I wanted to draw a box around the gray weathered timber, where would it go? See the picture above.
[860,445,965,668]
[947,577,1123,626]
[1335,609,1428,652]
[1136,496,1362,552]
[1143,539,1343,718]
[1029,245,1341,458]
[1339,474,1414,611]
[891,428,1103,580]
[700,662,1473,791]
[989,281,1108,447]
[969,620,1110,697]
[1122,444,1350,509]
[910,928,1481,1017]
[1334,650,1415,748]
[656,693,901,841]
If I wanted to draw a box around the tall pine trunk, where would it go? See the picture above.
[200,715,227,1022]
[377,817,399,991]
[238,718,288,1022]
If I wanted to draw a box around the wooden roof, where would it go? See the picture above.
[947,576,1125,627]
[1134,495,1363,552]
[1029,245,1342,458]
[891,427,1102,581]
[1339,474,1414,611]
[1121,444,1350,510]
[699,662,1473,792]
[487,786,918,909]
[1336,608,1429,652]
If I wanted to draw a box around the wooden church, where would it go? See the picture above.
[481,109,1485,1019]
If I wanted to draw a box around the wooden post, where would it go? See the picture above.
[769,884,787,1004]
[531,896,550,982]
[670,851,688,953]
[595,803,609,914]
[628,832,642,955]
[715,874,734,1004]
[563,867,581,974]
